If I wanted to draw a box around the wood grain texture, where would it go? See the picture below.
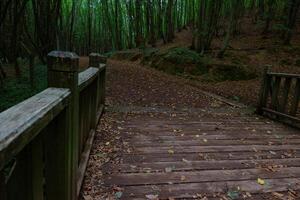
[78,67,99,91]
[0,88,70,169]
[102,108,300,199]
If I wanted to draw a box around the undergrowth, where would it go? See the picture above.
[0,64,47,112]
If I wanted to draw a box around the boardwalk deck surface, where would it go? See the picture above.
[101,106,300,200]
[82,60,300,200]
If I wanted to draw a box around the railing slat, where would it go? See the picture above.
[271,76,281,110]
[290,78,300,116]
[257,70,300,127]
[280,77,292,113]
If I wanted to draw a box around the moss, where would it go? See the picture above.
[111,50,143,61]
[144,47,209,76]
[208,64,257,81]
[0,64,47,112]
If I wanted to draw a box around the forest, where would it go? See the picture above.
[0,0,300,110]
[1,1,300,200]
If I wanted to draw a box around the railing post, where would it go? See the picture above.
[89,53,107,67]
[257,66,270,114]
[47,51,79,200]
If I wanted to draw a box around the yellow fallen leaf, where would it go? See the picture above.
[257,178,265,185]
[168,149,174,154]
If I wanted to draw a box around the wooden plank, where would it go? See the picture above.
[262,108,300,123]
[280,77,292,113]
[31,135,44,200]
[77,130,95,198]
[121,151,300,163]
[78,67,99,91]
[290,78,300,116]
[124,133,300,142]
[44,108,72,200]
[119,178,300,199]
[105,167,300,186]
[258,67,270,113]
[128,138,300,147]
[268,72,300,79]
[133,144,300,154]
[0,170,6,200]
[113,158,300,173]
[271,76,281,110]
[0,88,70,170]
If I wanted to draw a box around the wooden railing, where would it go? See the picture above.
[0,51,107,200]
[257,68,300,127]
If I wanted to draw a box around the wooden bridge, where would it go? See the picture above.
[0,52,299,200]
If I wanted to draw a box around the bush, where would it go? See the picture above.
[0,64,47,112]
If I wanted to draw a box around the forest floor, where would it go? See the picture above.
[111,18,300,106]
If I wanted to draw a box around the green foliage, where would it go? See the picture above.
[145,47,209,75]
[208,64,257,81]
[0,65,47,112]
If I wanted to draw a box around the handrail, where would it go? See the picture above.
[78,67,99,91]
[0,88,70,170]
[0,51,107,200]
[257,68,300,127]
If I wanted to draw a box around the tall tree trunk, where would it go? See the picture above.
[166,0,174,42]
[283,0,300,45]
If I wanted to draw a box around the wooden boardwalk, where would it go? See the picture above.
[102,106,300,199]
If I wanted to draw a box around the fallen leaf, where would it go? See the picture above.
[145,194,159,200]
[115,191,123,199]
[165,167,173,173]
[168,149,174,154]
[257,178,265,185]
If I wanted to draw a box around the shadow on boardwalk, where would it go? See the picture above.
[82,60,300,200]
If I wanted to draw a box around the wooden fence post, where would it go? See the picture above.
[47,51,79,200]
[257,66,270,114]
[89,53,107,67]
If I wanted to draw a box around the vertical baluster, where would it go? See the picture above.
[257,67,271,114]
[271,76,281,111]
[0,170,7,200]
[31,135,44,200]
[280,77,292,113]
[290,78,300,116]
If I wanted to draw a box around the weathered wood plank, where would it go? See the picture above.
[271,76,281,110]
[78,67,99,91]
[0,88,70,170]
[280,77,292,112]
[124,133,300,142]
[268,72,300,79]
[290,78,300,116]
[120,178,300,199]
[111,158,300,173]
[106,167,300,186]
[133,144,300,154]
[77,130,95,197]
[128,138,300,147]
[121,150,300,163]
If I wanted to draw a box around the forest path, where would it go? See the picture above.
[82,59,300,199]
